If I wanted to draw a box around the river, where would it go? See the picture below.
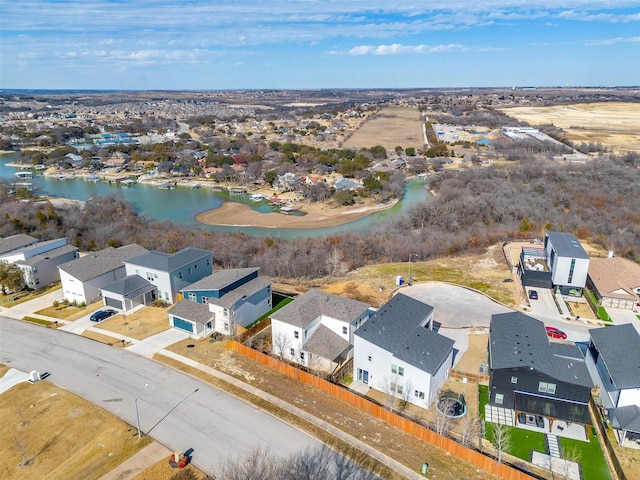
[0,151,431,239]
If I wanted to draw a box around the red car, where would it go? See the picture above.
[546,326,567,340]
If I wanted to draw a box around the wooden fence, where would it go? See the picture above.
[227,340,536,480]
[589,397,626,480]
[449,368,490,385]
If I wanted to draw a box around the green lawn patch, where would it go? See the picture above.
[478,384,489,420]
[559,435,612,480]
[248,295,294,327]
[597,306,612,322]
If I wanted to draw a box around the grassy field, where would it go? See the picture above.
[500,102,640,153]
[96,306,170,340]
[0,372,150,480]
[343,107,424,151]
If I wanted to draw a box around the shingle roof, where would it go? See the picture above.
[17,244,78,267]
[610,405,640,434]
[100,275,156,299]
[490,312,592,387]
[207,277,272,309]
[127,247,211,272]
[183,268,259,291]
[273,289,370,328]
[303,324,351,361]
[546,232,589,259]
[0,234,38,255]
[355,293,454,374]
[58,244,148,281]
[588,257,640,301]
[168,299,213,325]
[589,324,640,389]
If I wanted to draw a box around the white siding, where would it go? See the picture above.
[617,388,640,408]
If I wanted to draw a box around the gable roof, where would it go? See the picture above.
[588,257,640,300]
[100,274,156,299]
[490,312,592,387]
[303,324,351,361]
[546,232,589,259]
[206,277,272,309]
[58,244,148,281]
[168,299,213,325]
[273,289,370,329]
[589,323,640,390]
[355,293,454,374]
[183,268,259,291]
[0,234,38,255]
[610,405,640,434]
[127,247,211,272]
[17,244,78,267]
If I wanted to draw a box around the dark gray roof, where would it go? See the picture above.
[58,244,148,281]
[303,324,350,361]
[183,268,259,291]
[273,289,370,328]
[17,244,78,267]
[168,299,213,325]
[610,405,640,434]
[207,277,272,309]
[127,247,211,272]
[355,293,453,374]
[546,232,589,259]
[0,234,38,255]
[490,312,592,387]
[589,324,640,389]
[100,275,156,299]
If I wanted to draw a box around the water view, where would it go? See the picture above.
[0,152,431,239]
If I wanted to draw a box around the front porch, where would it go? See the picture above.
[516,414,589,442]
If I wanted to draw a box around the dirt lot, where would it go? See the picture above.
[96,306,171,340]
[0,372,149,480]
[36,300,103,321]
[132,458,205,480]
[500,102,640,153]
[343,107,425,151]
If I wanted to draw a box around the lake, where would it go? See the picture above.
[0,151,431,239]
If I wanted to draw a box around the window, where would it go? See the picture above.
[224,308,229,317]
[188,267,192,274]
[147,272,154,281]
[495,393,504,405]
[164,292,169,300]
[194,264,198,269]
[224,322,229,331]
[342,326,348,335]
[396,385,403,395]
[154,273,158,279]
[206,258,210,266]
[300,352,305,361]
[206,321,212,329]
[367,356,372,362]
[202,296,209,305]
[391,364,398,374]
[179,272,183,279]
[136,269,139,274]
[398,366,404,377]
[415,390,425,399]
[290,348,295,357]
[538,382,548,393]
[568,258,576,283]
[294,330,299,339]
[188,293,196,301]
[547,383,557,394]
[511,376,518,384]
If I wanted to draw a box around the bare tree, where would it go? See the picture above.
[555,444,582,480]
[272,332,292,360]
[399,379,413,412]
[492,423,512,464]
[14,435,33,467]
[326,247,346,277]
[434,397,455,436]
[379,374,399,411]
[461,415,481,448]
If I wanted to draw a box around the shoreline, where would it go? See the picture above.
[195,199,399,229]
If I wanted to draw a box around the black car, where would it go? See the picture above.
[90,309,117,322]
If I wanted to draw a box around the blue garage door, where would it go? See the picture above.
[172,316,194,333]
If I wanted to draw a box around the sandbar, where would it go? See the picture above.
[195,200,398,229]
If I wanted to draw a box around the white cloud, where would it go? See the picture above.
[344,43,497,55]
[585,36,640,46]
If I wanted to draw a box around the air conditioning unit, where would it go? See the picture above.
[479,364,488,374]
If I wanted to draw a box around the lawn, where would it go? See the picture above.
[35,300,103,320]
[560,436,612,480]
[248,293,293,326]
[597,306,612,322]
[96,306,170,340]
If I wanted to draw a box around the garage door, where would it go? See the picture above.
[172,316,194,333]
[105,297,123,309]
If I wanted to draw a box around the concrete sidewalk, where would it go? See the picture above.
[99,442,171,480]
[125,329,191,358]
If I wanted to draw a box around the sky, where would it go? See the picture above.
[1,1,639,90]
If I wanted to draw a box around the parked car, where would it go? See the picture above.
[528,290,539,300]
[545,326,567,340]
[90,309,117,322]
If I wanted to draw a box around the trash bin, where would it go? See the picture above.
[396,276,403,286]
[421,463,429,474]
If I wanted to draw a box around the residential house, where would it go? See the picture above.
[124,247,212,305]
[58,244,148,304]
[1,235,79,289]
[488,312,593,438]
[587,256,640,310]
[99,274,157,314]
[271,289,371,374]
[167,300,215,338]
[353,293,454,407]
[585,323,640,447]
[177,267,272,336]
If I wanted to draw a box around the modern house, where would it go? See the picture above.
[353,293,454,407]
[587,256,640,310]
[58,244,148,304]
[487,312,593,439]
[270,289,371,374]
[0,235,79,290]
[124,247,213,305]
[167,299,215,338]
[177,267,272,336]
[99,274,157,314]
[517,231,590,296]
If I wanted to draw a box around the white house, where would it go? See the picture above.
[353,293,455,407]
[0,234,39,257]
[544,231,590,296]
[58,244,148,304]
[178,267,272,336]
[167,299,215,338]
[99,274,157,314]
[270,289,371,373]
[124,247,213,305]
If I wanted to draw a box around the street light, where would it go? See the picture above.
[408,253,419,285]
[135,398,141,437]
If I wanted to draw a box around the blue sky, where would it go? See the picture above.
[1,1,639,90]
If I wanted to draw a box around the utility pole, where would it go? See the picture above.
[408,253,419,285]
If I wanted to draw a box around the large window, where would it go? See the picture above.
[495,393,504,405]
[538,382,557,394]
[568,258,576,283]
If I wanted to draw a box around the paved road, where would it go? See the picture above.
[0,316,321,476]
